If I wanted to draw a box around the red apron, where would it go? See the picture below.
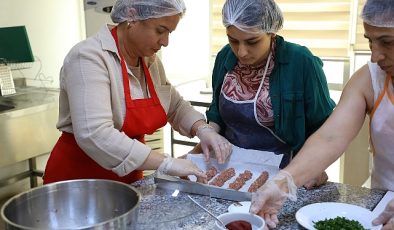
[43,26,167,184]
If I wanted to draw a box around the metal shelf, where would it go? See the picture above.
[170,100,210,157]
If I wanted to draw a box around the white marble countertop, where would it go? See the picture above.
[133,175,386,229]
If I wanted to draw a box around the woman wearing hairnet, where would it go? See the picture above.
[195,0,335,187]
[43,0,232,184]
[249,0,394,229]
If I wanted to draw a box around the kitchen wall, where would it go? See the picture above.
[84,0,211,86]
[160,0,211,86]
[84,2,113,37]
[0,0,86,89]
[0,0,85,200]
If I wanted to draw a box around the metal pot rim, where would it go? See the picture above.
[1,179,141,230]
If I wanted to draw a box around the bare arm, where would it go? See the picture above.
[250,65,375,228]
[286,65,374,187]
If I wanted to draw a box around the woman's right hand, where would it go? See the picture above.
[373,198,394,230]
[250,180,287,228]
[249,170,298,228]
[158,157,207,183]
[196,126,233,164]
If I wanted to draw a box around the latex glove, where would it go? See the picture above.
[196,124,232,164]
[250,170,297,229]
[157,157,207,183]
[303,171,328,190]
[173,154,194,181]
[372,198,394,230]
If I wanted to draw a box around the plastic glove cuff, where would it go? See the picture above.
[157,157,174,175]
[196,124,215,138]
[273,170,298,201]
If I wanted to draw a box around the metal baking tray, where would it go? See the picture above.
[155,148,281,201]
[155,174,251,201]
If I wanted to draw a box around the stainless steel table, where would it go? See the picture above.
[0,87,60,188]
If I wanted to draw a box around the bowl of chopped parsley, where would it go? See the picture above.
[313,216,366,230]
[295,202,382,230]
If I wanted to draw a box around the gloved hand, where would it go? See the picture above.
[157,157,207,183]
[196,124,233,164]
[249,170,298,229]
[372,198,394,230]
[303,171,328,189]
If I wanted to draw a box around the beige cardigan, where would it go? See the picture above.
[57,24,204,176]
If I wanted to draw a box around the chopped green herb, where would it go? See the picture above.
[313,216,366,230]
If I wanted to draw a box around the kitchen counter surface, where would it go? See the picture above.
[133,175,386,229]
[0,87,59,117]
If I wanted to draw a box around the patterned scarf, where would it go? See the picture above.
[222,36,276,126]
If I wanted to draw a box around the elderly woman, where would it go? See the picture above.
[43,0,232,184]
[249,0,394,229]
[196,0,334,187]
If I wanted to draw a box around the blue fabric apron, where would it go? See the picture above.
[218,54,292,168]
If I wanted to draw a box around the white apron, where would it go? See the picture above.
[369,62,394,191]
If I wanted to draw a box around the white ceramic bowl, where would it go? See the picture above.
[215,212,265,230]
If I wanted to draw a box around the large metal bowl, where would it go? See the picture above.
[1,179,141,230]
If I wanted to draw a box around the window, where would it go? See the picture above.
[353,0,369,52]
[210,0,354,58]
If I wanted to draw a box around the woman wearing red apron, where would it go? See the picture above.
[44,0,232,185]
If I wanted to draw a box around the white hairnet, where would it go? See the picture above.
[222,0,283,34]
[110,0,186,23]
[361,0,394,28]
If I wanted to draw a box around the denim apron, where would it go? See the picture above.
[219,53,292,168]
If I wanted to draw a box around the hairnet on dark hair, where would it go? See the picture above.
[362,0,394,28]
[222,0,283,34]
[110,0,186,23]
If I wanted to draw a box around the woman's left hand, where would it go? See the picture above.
[303,171,328,189]
[196,126,232,164]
